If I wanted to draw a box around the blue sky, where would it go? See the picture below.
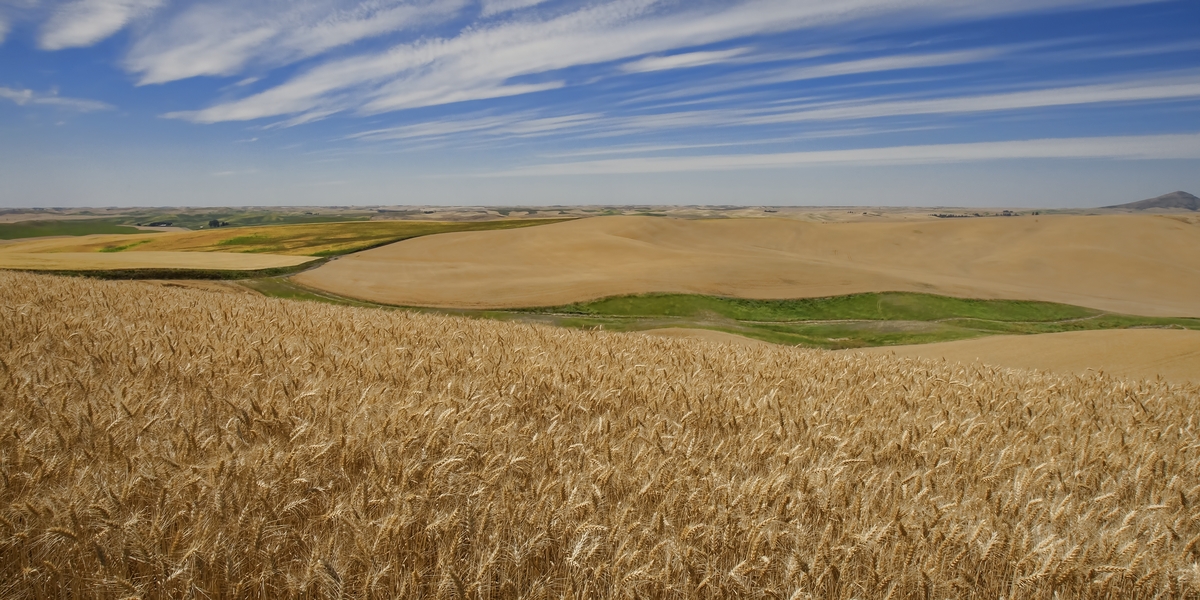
[1,0,1199,207]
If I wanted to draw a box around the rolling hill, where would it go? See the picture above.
[294,214,1200,317]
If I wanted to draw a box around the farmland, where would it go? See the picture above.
[294,214,1200,317]
[0,218,570,258]
[858,329,1200,385]
[0,208,379,231]
[3,270,1199,598]
[0,251,317,272]
[0,219,156,239]
[247,278,1200,350]
[0,219,570,277]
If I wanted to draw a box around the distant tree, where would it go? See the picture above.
[208,219,221,228]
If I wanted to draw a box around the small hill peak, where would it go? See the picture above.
[1104,191,1199,211]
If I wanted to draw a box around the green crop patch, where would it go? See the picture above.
[0,220,156,240]
[535,292,1099,323]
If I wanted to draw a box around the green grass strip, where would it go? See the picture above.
[531,291,1100,322]
[0,220,155,240]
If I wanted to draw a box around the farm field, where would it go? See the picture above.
[0,208,379,230]
[857,329,1200,385]
[526,292,1200,348]
[0,219,159,239]
[3,270,1199,598]
[294,214,1200,317]
[0,250,316,272]
[246,279,1200,349]
[0,218,570,259]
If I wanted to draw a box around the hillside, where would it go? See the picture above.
[1105,191,1200,211]
[2,271,1198,598]
[295,214,1200,317]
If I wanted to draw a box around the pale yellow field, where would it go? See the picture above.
[0,251,315,271]
[295,214,1200,316]
[857,329,1200,386]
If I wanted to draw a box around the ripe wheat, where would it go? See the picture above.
[1,271,1198,598]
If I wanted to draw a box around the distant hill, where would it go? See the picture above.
[1105,191,1199,210]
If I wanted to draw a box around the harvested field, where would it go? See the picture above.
[0,251,315,271]
[858,329,1200,385]
[295,214,1200,316]
[3,271,1200,598]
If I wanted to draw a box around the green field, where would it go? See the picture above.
[242,284,1200,348]
[537,292,1098,322]
[0,220,156,240]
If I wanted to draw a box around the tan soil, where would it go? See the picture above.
[856,329,1200,385]
[294,214,1200,317]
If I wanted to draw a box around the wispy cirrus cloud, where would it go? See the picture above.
[342,74,1200,147]
[741,77,1200,125]
[496,133,1200,176]
[621,48,752,73]
[0,86,114,111]
[127,0,467,85]
[480,0,554,18]
[347,112,604,142]
[39,0,164,50]
[164,0,1166,124]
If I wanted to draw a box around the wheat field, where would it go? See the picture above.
[2,271,1199,599]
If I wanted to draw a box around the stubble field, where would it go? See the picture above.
[2,271,1199,599]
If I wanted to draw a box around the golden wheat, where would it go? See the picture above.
[1,271,1198,599]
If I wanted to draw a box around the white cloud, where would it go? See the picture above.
[127,0,467,85]
[347,112,604,142]
[621,48,751,73]
[769,49,1003,84]
[617,47,1020,107]
[744,78,1200,125]
[40,0,164,50]
[326,73,1200,151]
[167,0,1162,124]
[0,17,10,45]
[548,128,941,157]
[0,86,114,111]
[496,133,1200,176]
[480,0,554,18]
[563,76,1200,139]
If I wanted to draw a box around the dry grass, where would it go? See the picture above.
[2,270,1199,599]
